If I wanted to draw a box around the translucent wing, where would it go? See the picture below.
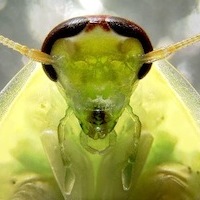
[128,60,200,199]
[0,62,66,199]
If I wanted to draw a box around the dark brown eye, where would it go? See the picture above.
[137,63,152,79]
[106,16,153,79]
[41,15,153,81]
[41,16,89,81]
[43,65,57,81]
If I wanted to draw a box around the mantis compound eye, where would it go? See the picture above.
[41,17,89,81]
[41,16,153,82]
[137,64,152,79]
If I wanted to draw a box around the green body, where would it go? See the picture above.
[0,27,200,199]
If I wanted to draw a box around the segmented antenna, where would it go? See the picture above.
[143,34,200,63]
[1,33,200,65]
[0,35,54,64]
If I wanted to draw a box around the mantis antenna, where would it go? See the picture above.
[0,34,200,64]
[143,34,200,63]
[0,35,54,64]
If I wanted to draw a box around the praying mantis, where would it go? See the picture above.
[0,15,200,199]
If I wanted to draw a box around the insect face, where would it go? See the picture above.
[41,16,153,139]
